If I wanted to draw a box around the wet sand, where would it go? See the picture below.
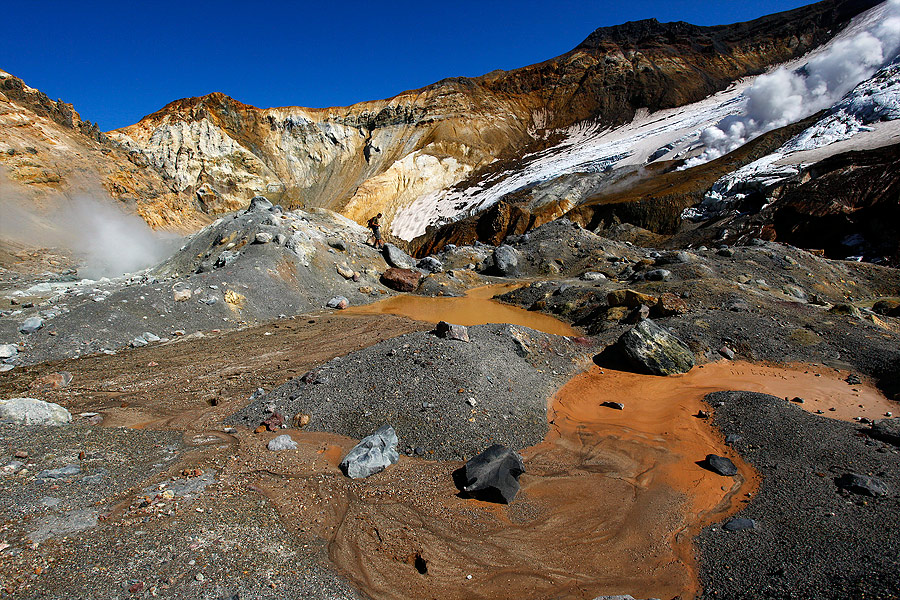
[347,284,578,337]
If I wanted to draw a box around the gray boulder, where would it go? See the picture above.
[457,444,525,504]
[267,434,298,451]
[417,256,444,273]
[340,424,400,479]
[703,454,738,476]
[0,344,17,359]
[835,473,889,497]
[19,317,43,334]
[215,251,240,268]
[616,319,694,376]
[644,268,672,282]
[382,244,416,269]
[488,245,519,276]
[255,232,274,244]
[245,196,273,213]
[435,321,470,342]
[0,398,72,425]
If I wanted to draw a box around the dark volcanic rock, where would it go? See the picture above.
[723,517,757,532]
[703,454,738,476]
[835,473,889,497]
[380,268,423,292]
[869,418,900,446]
[456,444,525,504]
[245,196,274,213]
[616,319,694,376]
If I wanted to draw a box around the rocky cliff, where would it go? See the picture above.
[109,0,875,234]
[0,70,201,231]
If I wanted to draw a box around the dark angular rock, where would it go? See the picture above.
[340,424,400,479]
[456,444,525,504]
[381,268,423,292]
[835,473,889,497]
[869,418,900,446]
[703,454,738,476]
[616,319,695,376]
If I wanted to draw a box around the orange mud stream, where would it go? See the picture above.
[242,360,895,600]
[347,284,578,337]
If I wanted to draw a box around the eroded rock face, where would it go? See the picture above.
[616,319,695,376]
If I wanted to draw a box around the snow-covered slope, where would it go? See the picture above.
[392,0,900,241]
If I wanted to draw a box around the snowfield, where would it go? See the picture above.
[392,0,900,241]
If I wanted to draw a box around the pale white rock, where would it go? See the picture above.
[0,398,72,426]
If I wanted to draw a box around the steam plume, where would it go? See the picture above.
[686,0,900,167]
[0,174,177,279]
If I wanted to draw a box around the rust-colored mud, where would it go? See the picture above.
[348,284,578,337]
[239,360,895,600]
[7,304,896,600]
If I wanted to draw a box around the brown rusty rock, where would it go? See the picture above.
[381,268,423,292]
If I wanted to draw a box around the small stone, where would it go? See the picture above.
[601,401,624,410]
[435,321,470,342]
[466,398,477,407]
[724,434,742,445]
[19,317,43,334]
[790,397,804,404]
[719,346,735,360]
[644,268,671,281]
[581,272,606,281]
[195,573,205,582]
[0,344,17,359]
[340,424,400,479]
[267,434,297,451]
[326,296,350,310]
[255,232,274,244]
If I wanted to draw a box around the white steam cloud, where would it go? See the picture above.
[686,0,900,167]
[0,175,178,279]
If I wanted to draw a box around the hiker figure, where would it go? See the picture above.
[367,213,384,249]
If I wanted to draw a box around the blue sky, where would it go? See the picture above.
[3,0,812,131]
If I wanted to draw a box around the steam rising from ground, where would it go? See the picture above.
[686,0,900,167]
[0,176,178,279]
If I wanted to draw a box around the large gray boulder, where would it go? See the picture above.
[616,319,694,376]
[0,398,72,425]
[245,196,273,213]
[457,444,525,504]
[382,244,416,269]
[340,424,400,479]
[488,245,519,276]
